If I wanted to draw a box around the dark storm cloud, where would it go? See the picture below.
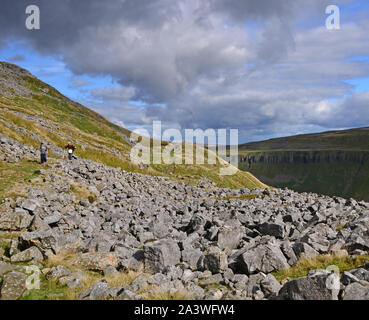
[0,0,368,142]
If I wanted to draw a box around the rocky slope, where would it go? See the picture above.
[1,134,369,300]
[239,127,369,201]
[0,61,265,190]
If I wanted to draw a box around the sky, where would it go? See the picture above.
[0,0,369,143]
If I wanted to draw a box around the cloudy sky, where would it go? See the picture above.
[1,0,369,143]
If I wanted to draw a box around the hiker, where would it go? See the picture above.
[64,142,76,160]
[39,142,48,164]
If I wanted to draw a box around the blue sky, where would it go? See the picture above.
[0,42,115,104]
[0,0,369,143]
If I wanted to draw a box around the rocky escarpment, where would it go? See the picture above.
[240,150,369,166]
[239,150,369,202]
[1,134,369,300]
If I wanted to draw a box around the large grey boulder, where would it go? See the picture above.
[0,271,28,300]
[0,262,18,276]
[277,271,340,300]
[77,279,111,300]
[349,268,369,282]
[197,250,227,274]
[280,241,298,266]
[75,252,119,271]
[0,209,33,231]
[21,199,39,213]
[181,247,202,269]
[292,242,319,260]
[260,273,282,297]
[144,239,181,273]
[236,241,290,275]
[43,212,62,225]
[217,226,242,250]
[341,271,360,286]
[300,232,330,253]
[343,282,369,300]
[10,247,43,263]
[46,265,71,280]
[258,223,285,239]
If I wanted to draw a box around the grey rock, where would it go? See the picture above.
[181,247,202,269]
[237,241,290,275]
[144,239,181,273]
[46,265,71,280]
[343,282,369,300]
[76,252,119,271]
[77,279,110,300]
[10,247,43,263]
[43,212,62,225]
[148,273,169,285]
[118,289,140,300]
[198,250,227,274]
[0,271,27,300]
[127,275,148,292]
[58,271,85,288]
[164,265,183,280]
[0,262,18,276]
[280,241,298,266]
[292,242,319,260]
[277,271,340,300]
[260,273,282,297]
[217,226,241,250]
[103,265,119,276]
[181,269,196,283]
[350,268,369,282]
[259,223,285,239]
[0,209,33,231]
[341,271,360,286]
[21,199,39,213]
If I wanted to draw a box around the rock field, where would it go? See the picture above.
[1,133,369,300]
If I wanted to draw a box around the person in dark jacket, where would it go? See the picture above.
[64,142,76,160]
[39,142,48,164]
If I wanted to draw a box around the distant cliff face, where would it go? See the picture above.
[239,150,369,201]
[240,150,369,165]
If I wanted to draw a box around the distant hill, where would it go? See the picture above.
[238,127,369,201]
[240,127,369,152]
[0,61,265,190]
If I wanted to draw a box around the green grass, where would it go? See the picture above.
[239,127,369,152]
[218,194,260,201]
[0,159,41,202]
[20,278,66,300]
[272,254,369,282]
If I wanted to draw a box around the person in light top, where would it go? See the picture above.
[64,142,76,160]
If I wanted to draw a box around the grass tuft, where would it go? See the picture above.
[273,254,369,282]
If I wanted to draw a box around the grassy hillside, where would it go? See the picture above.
[238,128,369,201]
[0,61,266,192]
[240,127,369,152]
